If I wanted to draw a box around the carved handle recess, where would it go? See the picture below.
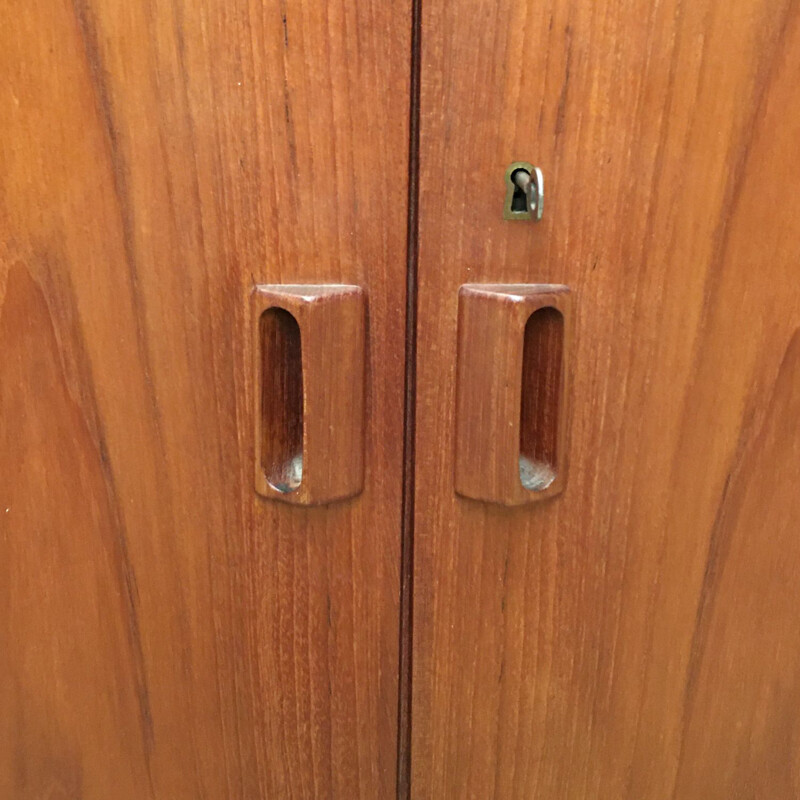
[252,284,366,506]
[455,283,571,505]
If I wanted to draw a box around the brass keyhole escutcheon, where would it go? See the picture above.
[503,162,544,221]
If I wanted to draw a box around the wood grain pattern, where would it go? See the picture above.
[252,285,365,505]
[455,284,571,504]
[0,0,410,796]
[412,0,800,796]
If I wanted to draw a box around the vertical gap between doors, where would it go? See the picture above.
[397,0,422,795]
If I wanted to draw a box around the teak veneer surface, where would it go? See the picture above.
[0,1,410,797]
[411,0,800,797]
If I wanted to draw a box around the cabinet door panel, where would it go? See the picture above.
[0,2,410,797]
[412,0,800,797]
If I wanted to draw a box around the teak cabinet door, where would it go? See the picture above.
[411,0,800,798]
[4,0,800,797]
[0,1,410,797]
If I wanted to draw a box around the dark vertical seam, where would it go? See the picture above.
[396,0,422,796]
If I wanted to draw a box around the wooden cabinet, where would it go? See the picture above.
[2,0,800,798]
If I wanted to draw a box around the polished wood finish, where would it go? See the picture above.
[412,0,800,797]
[455,284,570,504]
[252,285,365,506]
[0,0,410,796]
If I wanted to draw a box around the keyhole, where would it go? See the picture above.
[510,168,531,212]
[503,161,542,220]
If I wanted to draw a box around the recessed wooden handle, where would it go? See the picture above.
[454,284,571,505]
[252,284,366,506]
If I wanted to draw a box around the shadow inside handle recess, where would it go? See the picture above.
[260,307,304,493]
[519,306,563,491]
